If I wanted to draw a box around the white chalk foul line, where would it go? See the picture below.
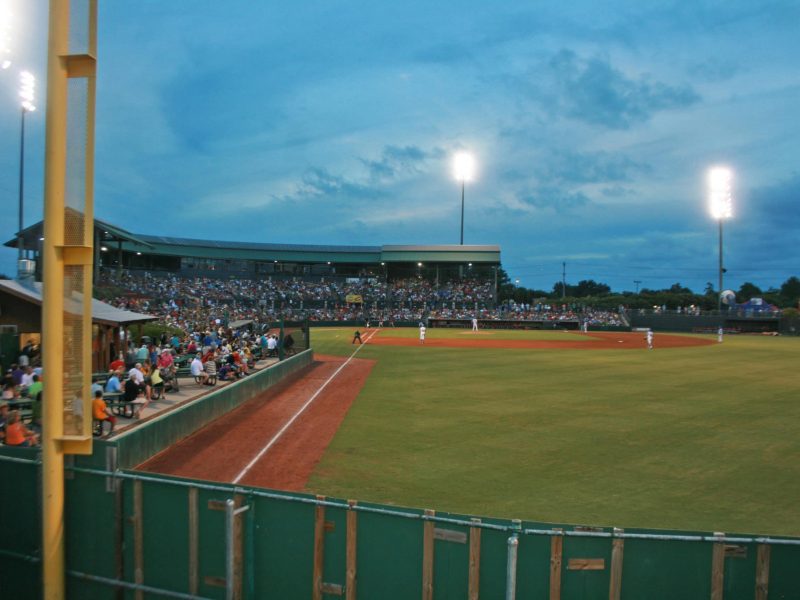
[232,328,379,484]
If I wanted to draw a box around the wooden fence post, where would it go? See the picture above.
[755,544,770,600]
[313,495,326,600]
[469,518,482,600]
[710,534,725,600]
[422,509,435,600]
[346,500,358,600]
[549,529,563,600]
[608,529,624,600]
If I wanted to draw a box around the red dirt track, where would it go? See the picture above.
[369,330,714,349]
[137,355,374,491]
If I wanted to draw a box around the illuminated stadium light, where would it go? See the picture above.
[452,151,476,245]
[20,70,35,111]
[708,167,732,220]
[16,71,36,263]
[707,166,734,311]
[453,152,475,183]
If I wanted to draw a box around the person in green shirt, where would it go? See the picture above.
[27,375,43,432]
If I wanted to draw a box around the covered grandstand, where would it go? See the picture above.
[7,218,501,283]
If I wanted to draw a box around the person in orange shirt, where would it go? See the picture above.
[5,410,39,447]
[92,389,116,435]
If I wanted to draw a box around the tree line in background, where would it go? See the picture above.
[497,268,800,313]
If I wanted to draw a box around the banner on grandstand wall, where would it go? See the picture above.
[346,294,363,304]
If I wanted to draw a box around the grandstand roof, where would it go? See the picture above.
[0,279,156,326]
[7,220,501,265]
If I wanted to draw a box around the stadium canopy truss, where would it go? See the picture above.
[7,218,501,281]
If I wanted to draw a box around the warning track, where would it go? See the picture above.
[137,354,375,491]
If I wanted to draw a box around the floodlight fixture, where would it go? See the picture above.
[708,166,732,220]
[453,152,475,183]
[16,71,36,263]
[707,166,734,311]
[20,70,35,111]
[452,151,476,245]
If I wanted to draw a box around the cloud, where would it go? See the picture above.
[535,50,700,129]
[542,149,651,184]
[517,186,591,212]
[296,167,379,202]
[360,145,438,182]
[736,173,800,271]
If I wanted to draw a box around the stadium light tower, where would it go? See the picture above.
[708,166,733,311]
[17,70,36,261]
[453,152,475,245]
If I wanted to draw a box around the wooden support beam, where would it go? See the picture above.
[608,530,624,600]
[422,509,435,600]
[549,530,563,600]
[188,487,198,596]
[133,480,143,600]
[710,537,725,600]
[346,500,358,600]
[469,518,481,600]
[755,544,770,600]
[567,558,605,571]
[313,495,326,600]
[233,494,244,600]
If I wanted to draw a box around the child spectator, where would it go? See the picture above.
[92,389,116,435]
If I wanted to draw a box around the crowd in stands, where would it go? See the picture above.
[96,271,628,330]
[496,301,626,326]
[1,350,43,447]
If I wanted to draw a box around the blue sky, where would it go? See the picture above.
[1,0,798,293]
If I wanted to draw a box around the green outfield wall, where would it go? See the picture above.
[629,312,780,334]
[1,454,799,599]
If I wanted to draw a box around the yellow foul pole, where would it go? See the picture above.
[41,0,70,597]
[42,0,98,597]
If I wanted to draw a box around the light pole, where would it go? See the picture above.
[708,167,733,311]
[453,152,475,245]
[18,70,36,261]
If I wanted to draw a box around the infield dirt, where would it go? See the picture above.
[369,330,714,349]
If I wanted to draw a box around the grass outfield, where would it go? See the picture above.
[306,327,800,536]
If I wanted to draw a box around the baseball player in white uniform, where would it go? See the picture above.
[717,326,723,343]
[646,329,654,350]
[471,317,478,332]
[419,324,426,344]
